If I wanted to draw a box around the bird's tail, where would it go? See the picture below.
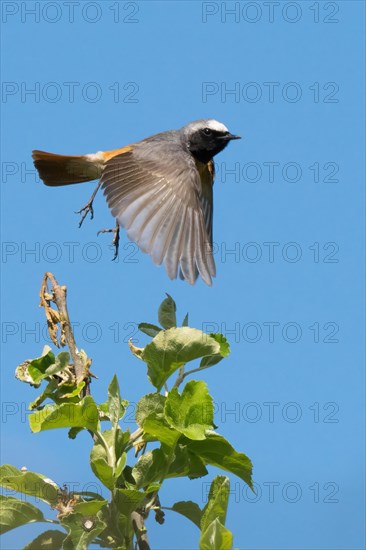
[32,150,103,186]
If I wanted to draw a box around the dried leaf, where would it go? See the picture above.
[39,276,60,347]
[129,339,144,360]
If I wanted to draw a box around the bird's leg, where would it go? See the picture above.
[97,220,120,261]
[75,180,102,228]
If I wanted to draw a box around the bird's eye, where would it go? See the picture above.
[203,128,212,136]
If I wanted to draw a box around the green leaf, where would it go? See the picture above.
[107,428,130,461]
[115,429,131,459]
[158,294,177,329]
[114,488,147,516]
[138,323,162,337]
[165,380,214,440]
[68,427,83,440]
[90,457,114,490]
[185,452,209,480]
[199,355,224,370]
[73,499,108,516]
[29,379,85,411]
[199,518,233,550]
[0,465,59,505]
[199,334,230,370]
[90,429,129,488]
[170,501,202,528]
[166,446,208,480]
[132,443,207,486]
[28,381,57,410]
[44,351,70,377]
[142,417,181,447]
[24,530,66,549]
[98,397,128,423]
[132,449,168,489]
[27,350,56,384]
[108,374,124,429]
[209,334,230,357]
[135,393,166,427]
[61,512,106,550]
[145,483,161,493]
[0,495,45,534]
[187,434,253,489]
[29,396,99,433]
[90,443,114,490]
[142,327,223,390]
[115,453,127,479]
[201,476,230,534]
[0,464,23,479]
[182,313,189,327]
[26,350,71,385]
[56,380,84,400]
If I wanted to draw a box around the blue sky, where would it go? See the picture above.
[1,1,365,549]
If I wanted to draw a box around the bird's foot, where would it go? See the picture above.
[97,220,120,261]
[76,201,94,227]
[75,181,102,228]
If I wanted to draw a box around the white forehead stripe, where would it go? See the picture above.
[205,119,229,133]
[186,119,229,133]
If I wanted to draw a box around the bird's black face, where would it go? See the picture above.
[188,126,241,164]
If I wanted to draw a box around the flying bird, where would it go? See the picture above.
[32,119,241,285]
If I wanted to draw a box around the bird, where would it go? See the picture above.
[32,119,241,286]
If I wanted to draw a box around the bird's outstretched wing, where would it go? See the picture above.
[100,137,215,285]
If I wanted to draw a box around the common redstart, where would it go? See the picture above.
[33,119,240,285]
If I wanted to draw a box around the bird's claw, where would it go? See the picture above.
[76,202,94,227]
[97,221,120,261]
[75,181,102,228]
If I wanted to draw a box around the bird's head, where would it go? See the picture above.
[183,119,241,163]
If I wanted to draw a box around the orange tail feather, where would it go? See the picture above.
[32,150,103,186]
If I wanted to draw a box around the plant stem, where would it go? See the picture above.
[173,365,185,389]
[131,511,150,550]
[182,365,207,379]
[40,272,90,395]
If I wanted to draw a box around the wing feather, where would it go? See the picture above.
[100,141,215,285]
[164,205,187,280]
[179,208,197,284]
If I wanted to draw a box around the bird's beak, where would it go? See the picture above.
[221,133,241,141]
